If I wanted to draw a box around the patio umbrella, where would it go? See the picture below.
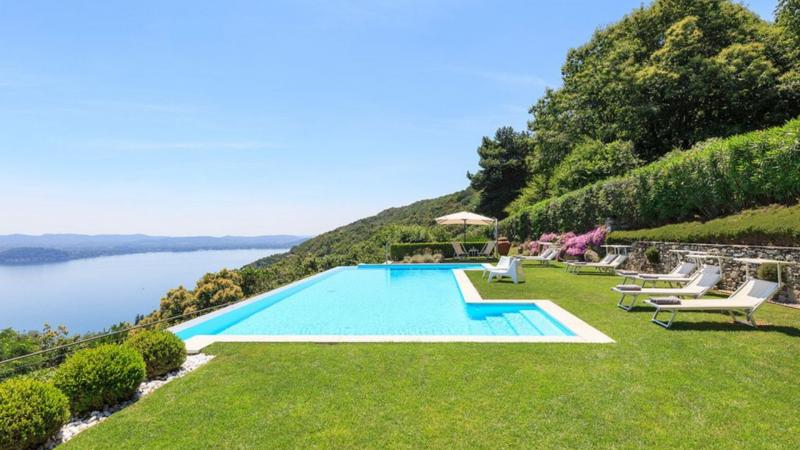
[434,211,497,243]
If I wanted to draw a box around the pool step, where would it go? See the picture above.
[485,316,517,335]
[520,310,563,336]
[502,312,542,336]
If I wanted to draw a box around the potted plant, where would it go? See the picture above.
[497,237,511,255]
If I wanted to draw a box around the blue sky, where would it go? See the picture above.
[0,0,778,236]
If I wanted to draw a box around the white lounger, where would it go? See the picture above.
[567,254,627,274]
[612,265,721,311]
[481,256,510,278]
[478,240,496,257]
[617,262,697,286]
[644,278,780,328]
[520,247,557,264]
[451,242,468,258]
[487,258,522,284]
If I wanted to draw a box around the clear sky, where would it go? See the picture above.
[0,0,778,236]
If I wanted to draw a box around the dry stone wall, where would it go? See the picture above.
[624,241,799,304]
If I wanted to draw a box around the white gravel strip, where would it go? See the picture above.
[43,353,214,449]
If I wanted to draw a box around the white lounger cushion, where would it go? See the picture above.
[635,262,697,280]
[615,265,720,296]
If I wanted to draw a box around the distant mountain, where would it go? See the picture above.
[0,234,309,265]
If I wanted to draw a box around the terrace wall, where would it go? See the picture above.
[623,241,799,305]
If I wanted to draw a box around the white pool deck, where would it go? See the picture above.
[173,265,614,353]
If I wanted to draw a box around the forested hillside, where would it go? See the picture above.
[250,189,478,269]
[470,0,800,219]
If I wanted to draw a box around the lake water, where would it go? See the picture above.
[0,249,285,333]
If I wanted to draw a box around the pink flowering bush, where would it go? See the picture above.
[525,228,606,259]
[540,232,558,242]
[563,226,608,258]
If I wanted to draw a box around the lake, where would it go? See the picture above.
[0,248,285,333]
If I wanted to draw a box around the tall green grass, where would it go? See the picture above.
[608,203,800,245]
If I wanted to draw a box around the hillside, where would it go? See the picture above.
[249,189,477,268]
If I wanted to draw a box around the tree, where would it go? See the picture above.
[158,286,196,318]
[549,140,641,195]
[467,127,532,218]
[192,269,244,312]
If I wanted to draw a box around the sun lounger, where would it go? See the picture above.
[487,258,523,284]
[520,247,557,264]
[451,242,468,258]
[566,254,627,274]
[478,240,496,257]
[644,278,780,328]
[617,262,697,285]
[481,256,510,278]
[611,265,721,311]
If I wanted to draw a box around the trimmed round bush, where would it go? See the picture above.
[756,263,788,283]
[0,378,69,450]
[644,246,661,264]
[52,344,146,415]
[125,330,187,379]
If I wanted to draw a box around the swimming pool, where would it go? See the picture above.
[171,264,613,349]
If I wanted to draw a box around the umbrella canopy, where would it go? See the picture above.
[434,211,497,244]
[434,211,495,226]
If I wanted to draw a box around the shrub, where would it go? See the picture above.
[401,251,445,264]
[564,226,607,257]
[549,139,641,195]
[644,246,661,264]
[52,344,146,415]
[0,378,69,450]
[504,118,800,240]
[389,242,489,260]
[757,263,789,283]
[125,330,187,379]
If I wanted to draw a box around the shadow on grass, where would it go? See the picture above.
[565,272,620,277]
[619,307,800,337]
[665,321,800,337]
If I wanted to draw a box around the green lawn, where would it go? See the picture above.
[65,263,800,449]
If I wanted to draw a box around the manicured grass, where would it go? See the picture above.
[65,263,800,449]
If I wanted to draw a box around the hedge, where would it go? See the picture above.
[608,203,800,246]
[0,378,69,450]
[505,117,800,240]
[389,242,489,260]
[125,330,187,379]
[53,344,146,415]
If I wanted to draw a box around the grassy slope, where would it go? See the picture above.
[65,263,800,449]
[609,203,800,246]
[250,189,478,267]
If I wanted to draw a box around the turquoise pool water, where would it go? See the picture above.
[175,265,574,339]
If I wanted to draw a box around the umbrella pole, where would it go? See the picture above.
[463,221,467,244]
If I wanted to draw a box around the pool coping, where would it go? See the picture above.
[174,264,613,353]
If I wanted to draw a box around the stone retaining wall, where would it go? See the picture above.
[623,241,799,304]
